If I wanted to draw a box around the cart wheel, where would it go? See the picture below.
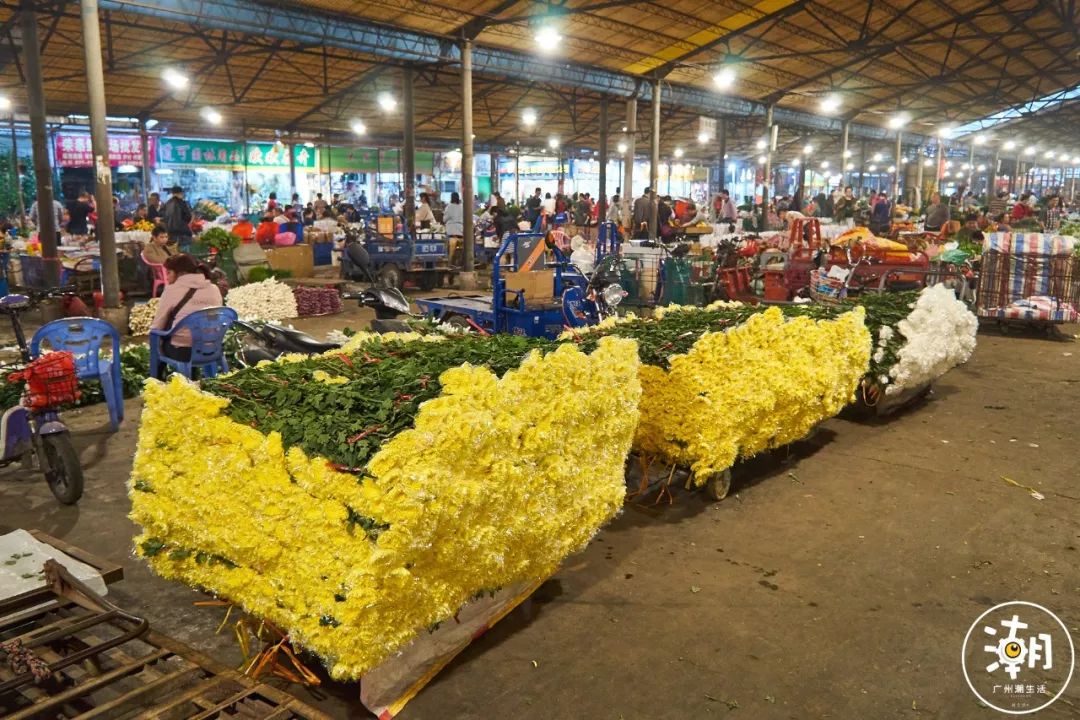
[703,468,733,501]
[418,273,438,291]
[378,265,403,289]
[42,432,83,505]
[444,314,472,331]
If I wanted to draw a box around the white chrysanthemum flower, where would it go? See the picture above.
[873,348,885,363]
[885,285,978,393]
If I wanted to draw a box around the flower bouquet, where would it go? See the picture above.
[130,333,640,680]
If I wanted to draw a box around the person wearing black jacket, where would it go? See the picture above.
[162,185,194,248]
[525,188,542,223]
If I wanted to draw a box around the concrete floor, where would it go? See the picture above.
[1,309,1078,720]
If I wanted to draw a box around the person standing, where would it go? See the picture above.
[632,186,653,234]
[66,192,94,239]
[313,193,329,218]
[415,192,435,229]
[1043,195,1063,231]
[923,192,950,233]
[29,197,64,235]
[525,187,542,223]
[146,192,163,222]
[163,185,194,249]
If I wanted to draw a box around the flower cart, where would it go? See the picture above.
[975,232,1080,335]
[565,303,871,501]
[130,332,640,714]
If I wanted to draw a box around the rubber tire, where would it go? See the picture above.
[418,273,438,291]
[42,433,84,505]
[444,314,472,331]
[703,468,733,501]
[378,265,403,290]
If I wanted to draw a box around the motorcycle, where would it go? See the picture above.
[560,252,627,328]
[232,241,414,366]
[0,288,85,504]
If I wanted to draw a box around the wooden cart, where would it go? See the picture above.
[1,541,331,720]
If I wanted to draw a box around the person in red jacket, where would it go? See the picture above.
[255,213,279,245]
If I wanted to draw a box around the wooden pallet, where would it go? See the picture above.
[0,561,330,720]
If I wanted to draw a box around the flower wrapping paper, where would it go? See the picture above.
[129,337,640,680]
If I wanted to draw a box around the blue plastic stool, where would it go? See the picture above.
[149,307,238,380]
[31,317,123,432]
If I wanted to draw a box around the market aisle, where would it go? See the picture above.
[0,324,1077,720]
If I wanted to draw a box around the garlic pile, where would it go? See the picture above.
[225,279,298,322]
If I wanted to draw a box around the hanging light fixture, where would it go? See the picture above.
[350,119,367,135]
[162,68,189,90]
[713,66,735,90]
[522,108,537,126]
[819,94,841,114]
[535,25,562,51]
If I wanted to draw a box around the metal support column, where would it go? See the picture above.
[717,116,727,197]
[989,149,999,198]
[622,97,636,227]
[935,141,944,193]
[514,149,520,203]
[139,118,151,200]
[461,41,474,275]
[892,132,902,201]
[967,142,975,191]
[288,142,297,198]
[20,2,57,281]
[840,120,850,187]
[598,96,608,223]
[81,0,119,308]
[914,146,924,208]
[8,113,25,228]
[649,78,660,238]
[490,152,497,199]
[402,66,416,232]
[761,104,774,229]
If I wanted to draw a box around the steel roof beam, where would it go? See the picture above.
[97,0,964,148]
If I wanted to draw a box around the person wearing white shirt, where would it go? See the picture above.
[442,192,464,237]
[415,193,436,228]
[542,192,556,215]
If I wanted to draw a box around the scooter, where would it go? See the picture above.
[0,288,84,504]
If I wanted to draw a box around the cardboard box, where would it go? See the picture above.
[503,269,554,303]
[265,244,314,278]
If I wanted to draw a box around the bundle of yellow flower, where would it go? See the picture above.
[567,304,871,487]
[635,307,870,483]
[129,336,640,680]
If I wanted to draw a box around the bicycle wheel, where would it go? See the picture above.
[41,432,84,505]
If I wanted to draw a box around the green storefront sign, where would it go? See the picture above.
[318,147,435,174]
[158,138,317,170]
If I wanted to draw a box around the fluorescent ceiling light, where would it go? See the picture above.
[162,68,189,90]
[200,107,222,125]
[377,92,397,112]
[522,108,537,126]
[713,66,735,90]
[535,25,562,51]
[350,119,367,135]
[888,113,909,129]
[819,94,841,114]
[548,137,559,149]
[673,147,684,158]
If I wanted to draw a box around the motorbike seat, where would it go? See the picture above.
[270,326,340,353]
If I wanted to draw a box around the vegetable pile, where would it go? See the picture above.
[225,278,298,322]
[128,299,159,336]
[292,286,343,317]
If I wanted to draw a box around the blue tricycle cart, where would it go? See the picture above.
[362,214,455,291]
[414,233,590,339]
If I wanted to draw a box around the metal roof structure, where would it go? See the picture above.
[0,0,1076,164]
